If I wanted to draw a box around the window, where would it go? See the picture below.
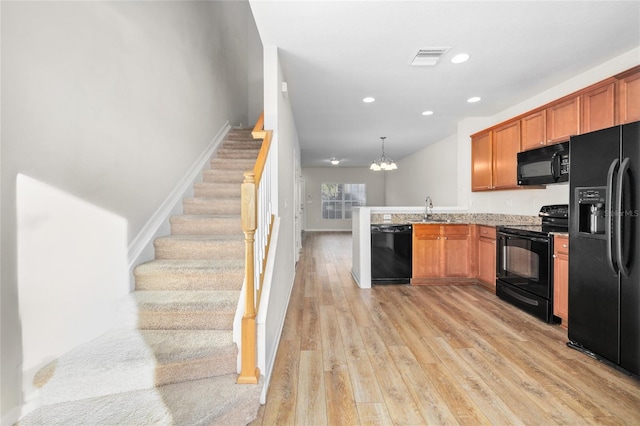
[321,183,366,219]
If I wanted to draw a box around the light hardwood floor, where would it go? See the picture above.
[251,232,640,425]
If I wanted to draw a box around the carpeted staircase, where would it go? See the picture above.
[17,129,263,426]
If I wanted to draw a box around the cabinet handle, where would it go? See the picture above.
[444,237,448,240]
[562,244,568,248]
[540,141,544,145]
[553,254,557,258]
[491,241,495,244]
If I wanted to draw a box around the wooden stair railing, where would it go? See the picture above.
[238,112,273,384]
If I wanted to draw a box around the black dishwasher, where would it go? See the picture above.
[371,224,412,284]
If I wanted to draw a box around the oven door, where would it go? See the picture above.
[496,230,551,299]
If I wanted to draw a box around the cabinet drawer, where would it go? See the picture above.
[442,224,470,236]
[413,224,440,238]
[478,225,496,239]
[554,236,569,255]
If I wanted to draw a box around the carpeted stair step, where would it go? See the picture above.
[154,234,243,260]
[28,328,237,407]
[194,182,242,198]
[133,290,239,330]
[134,259,244,291]
[17,374,261,426]
[215,147,260,159]
[202,168,247,184]
[209,157,256,170]
[226,129,255,139]
[221,139,263,150]
[183,196,241,215]
[170,215,242,235]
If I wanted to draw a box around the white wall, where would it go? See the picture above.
[1,1,255,418]
[259,46,301,400]
[385,134,458,207]
[247,9,264,126]
[302,167,386,231]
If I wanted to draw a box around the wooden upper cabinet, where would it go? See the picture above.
[492,120,521,189]
[581,79,616,134]
[617,66,640,125]
[521,110,546,151]
[546,96,580,144]
[471,131,493,191]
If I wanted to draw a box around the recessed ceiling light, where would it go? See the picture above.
[330,157,340,165]
[363,97,375,103]
[451,53,470,64]
[467,96,482,103]
[422,110,434,116]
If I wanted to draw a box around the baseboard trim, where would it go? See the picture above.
[127,122,231,270]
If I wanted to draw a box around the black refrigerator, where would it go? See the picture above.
[568,121,639,377]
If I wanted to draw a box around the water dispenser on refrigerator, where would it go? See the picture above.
[576,187,607,235]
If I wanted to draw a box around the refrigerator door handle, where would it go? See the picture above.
[616,157,631,277]
[606,158,619,274]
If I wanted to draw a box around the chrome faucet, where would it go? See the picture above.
[424,196,433,221]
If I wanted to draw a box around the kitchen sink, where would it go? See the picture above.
[413,218,453,223]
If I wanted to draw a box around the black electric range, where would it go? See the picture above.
[495,205,568,322]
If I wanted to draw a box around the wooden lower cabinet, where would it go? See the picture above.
[412,224,441,278]
[412,224,475,283]
[553,235,569,328]
[477,226,497,291]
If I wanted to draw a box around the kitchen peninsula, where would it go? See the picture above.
[351,206,539,289]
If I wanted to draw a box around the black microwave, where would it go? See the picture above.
[517,141,569,186]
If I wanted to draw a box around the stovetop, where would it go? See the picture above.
[499,204,569,236]
[497,223,568,236]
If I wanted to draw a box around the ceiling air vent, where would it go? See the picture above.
[410,47,450,66]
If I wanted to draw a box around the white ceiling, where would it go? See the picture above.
[249,1,640,167]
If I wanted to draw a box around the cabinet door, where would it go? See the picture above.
[443,235,470,277]
[471,131,493,191]
[413,225,441,278]
[618,68,640,124]
[546,96,580,144]
[442,225,471,277]
[521,110,546,151]
[581,80,615,134]
[553,236,569,328]
[492,121,521,189]
[477,226,497,290]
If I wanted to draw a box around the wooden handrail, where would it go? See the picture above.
[251,112,267,140]
[253,129,272,185]
[238,112,273,384]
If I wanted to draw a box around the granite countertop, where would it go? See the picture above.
[370,212,541,228]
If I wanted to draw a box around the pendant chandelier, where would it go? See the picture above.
[370,136,397,171]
